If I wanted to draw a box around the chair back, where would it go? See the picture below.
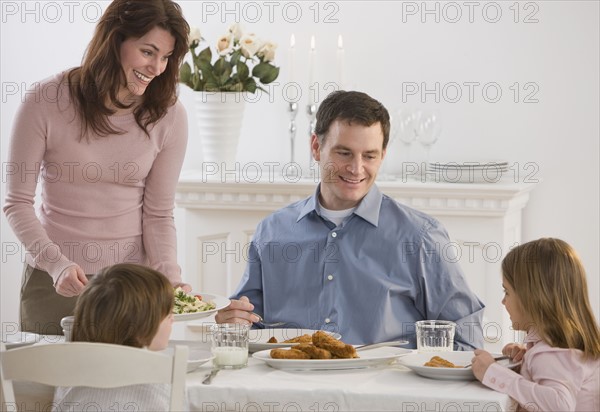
[0,342,188,411]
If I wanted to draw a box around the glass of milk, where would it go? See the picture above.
[415,320,456,352]
[210,323,250,369]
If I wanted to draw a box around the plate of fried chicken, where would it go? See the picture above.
[252,331,411,370]
[248,328,341,353]
[398,351,519,380]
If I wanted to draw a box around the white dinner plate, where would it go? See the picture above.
[163,340,214,372]
[428,161,509,168]
[1,332,40,349]
[427,163,509,170]
[248,328,341,353]
[173,293,230,322]
[426,169,510,184]
[253,346,411,370]
[398,351,519,381]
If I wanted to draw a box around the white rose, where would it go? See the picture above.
[216,33,234,56]
[239,33,261,58]
[257,41,277,62]
[228,23,244,42]
[189,27,202,47]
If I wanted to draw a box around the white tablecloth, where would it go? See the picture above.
[186,357,516,412]
[4,335,516,412]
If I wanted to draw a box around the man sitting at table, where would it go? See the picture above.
[216,90,485,350]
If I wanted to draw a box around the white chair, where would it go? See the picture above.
[0,342,188,411]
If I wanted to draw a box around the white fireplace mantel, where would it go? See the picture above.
[175,172,536,351]
[176,176,534,216]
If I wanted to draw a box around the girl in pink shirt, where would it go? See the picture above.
[3,0,191,335]
[472,238,600,411]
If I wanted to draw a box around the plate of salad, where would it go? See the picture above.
[173,288,230,321]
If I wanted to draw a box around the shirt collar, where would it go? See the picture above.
[297,183,383,227]
[524,329,542,348]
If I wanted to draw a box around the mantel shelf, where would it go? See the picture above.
[176,173,537,217]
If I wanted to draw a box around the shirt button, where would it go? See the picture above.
[327,274,334,281]
[325,318,331,324]
[331,232,337,238]
[491,378,496,384]
[499,383,505,389]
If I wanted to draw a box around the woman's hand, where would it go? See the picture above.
[502,342,527,362]
[215,296,260,325]
[471,349,496,382]
[174,282,192,293]
[55,265,88,297]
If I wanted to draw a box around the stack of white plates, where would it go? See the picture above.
[426,161,510,183]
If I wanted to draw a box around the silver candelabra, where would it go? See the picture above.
[306,103,317,177]
[283,101,300,177]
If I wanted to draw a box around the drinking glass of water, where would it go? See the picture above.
[415,320,456,352]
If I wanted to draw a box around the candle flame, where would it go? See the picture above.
[338,34,343,49]
[310,35,315,50]
[290,33,295,48]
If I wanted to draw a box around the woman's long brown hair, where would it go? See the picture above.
[67,0,189,139]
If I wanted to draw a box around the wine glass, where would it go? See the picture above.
[392,108,420,179]
[416,109,442,167]
[380,109,412,181]
[397,108,420,141]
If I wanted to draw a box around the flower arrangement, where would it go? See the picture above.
[179,24,280,93]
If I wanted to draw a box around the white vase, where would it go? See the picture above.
[194,92,246,167]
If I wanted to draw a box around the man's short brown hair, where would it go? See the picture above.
[314,90,391,149]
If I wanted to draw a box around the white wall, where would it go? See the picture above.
[2,1,598,334]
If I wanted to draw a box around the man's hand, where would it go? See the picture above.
[215,296,260,325]
[55,265,88,297]
[471,349,496,382]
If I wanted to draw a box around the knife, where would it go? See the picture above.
[355,340,410,351]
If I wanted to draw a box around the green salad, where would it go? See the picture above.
[173,287,216,314]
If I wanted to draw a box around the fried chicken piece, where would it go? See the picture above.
[282,334,312,344]
[312,330,358,359]
[424,356,459,368]
[270,348,311,359]
[267,337,278,343]
[294,343,333,359]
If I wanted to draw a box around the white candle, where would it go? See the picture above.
[288,34,295,84]
[308,35,316,104]
[337,34,345,89]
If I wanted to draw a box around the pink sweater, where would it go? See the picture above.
[3,72,188,285]
[483,331,599,411]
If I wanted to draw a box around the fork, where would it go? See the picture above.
[463,355,510,368]
[251,313,287,328]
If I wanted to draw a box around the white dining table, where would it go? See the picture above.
[4,335,517,412]
[186,355,516,412]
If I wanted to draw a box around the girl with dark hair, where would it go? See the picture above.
[3,0,191,335]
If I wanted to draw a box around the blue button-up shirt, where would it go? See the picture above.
[233,184,485,349]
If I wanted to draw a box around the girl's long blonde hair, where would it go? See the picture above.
[502,238,600,359]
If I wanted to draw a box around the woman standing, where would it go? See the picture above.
[4,0,191,334]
